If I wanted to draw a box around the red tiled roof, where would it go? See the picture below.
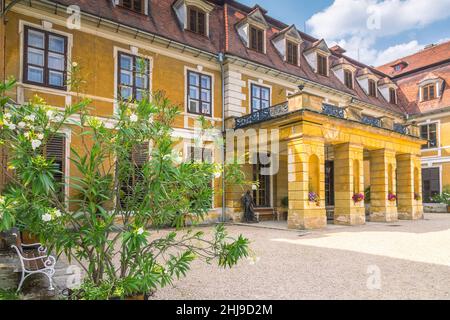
[377,41,450,78]
[38,0,405,115]
[49,0,224,55]
[395,62,450,115]
[223,3,403,114]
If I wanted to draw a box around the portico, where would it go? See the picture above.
[228,92,426,230]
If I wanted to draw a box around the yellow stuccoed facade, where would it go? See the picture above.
[0,8,225,217]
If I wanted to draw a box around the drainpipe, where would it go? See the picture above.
[218,52,226,223]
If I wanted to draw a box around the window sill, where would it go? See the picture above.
[116,5,147,16]
[22,80,67,92]
[184,29,209,39]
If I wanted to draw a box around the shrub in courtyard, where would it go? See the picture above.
[0,78,249,299]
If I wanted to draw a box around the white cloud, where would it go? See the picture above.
[306,0,450,65]
[373,40,424,66]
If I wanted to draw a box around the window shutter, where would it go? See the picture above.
[250,27,257,50]
[189,8,197,32]
[45,135,65,182]
[44,135,66,200]
[132,143,149,167]
[198,11,206,35]
[257,29,263,52]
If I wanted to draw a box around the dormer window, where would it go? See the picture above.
[317,53,328,76]
[286,40,298,66]
[118,0,144,14]
[389,88,397,104]
[250,26,264,53]
[422,84,436,101]
[344,69,353,89]
[272,24,302,66]
[187,7,206,36]
[368,79,377,97]
[173,0,213,37]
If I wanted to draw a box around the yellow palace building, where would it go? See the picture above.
[0,0,447,229]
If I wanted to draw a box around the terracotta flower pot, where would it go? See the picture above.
[21,230,39,244]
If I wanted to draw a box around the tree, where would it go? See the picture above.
[0,78,249,299]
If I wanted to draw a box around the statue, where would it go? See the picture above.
[242,190,258,223]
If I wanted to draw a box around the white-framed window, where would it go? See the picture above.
[186,144,215,209]
[113,46,153,112]
[250,83,271,113]
[117,51,150,102]
[186,69,213,117]
[420,122,439,150]
[20,22,73,91]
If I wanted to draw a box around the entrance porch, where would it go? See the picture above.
[227,92,426,230]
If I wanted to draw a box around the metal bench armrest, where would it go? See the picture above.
[11,245,56,267]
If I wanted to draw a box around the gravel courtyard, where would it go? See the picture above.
[155,213,450,300]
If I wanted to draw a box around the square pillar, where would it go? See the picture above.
[396,154,424,220]
[287,137,326,230]
[334,143,366,225]
[369,149,398,222]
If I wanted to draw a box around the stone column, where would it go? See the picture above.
[287,136,326,229]
[396,153,424,220]
[369,149,398,222]
[334,143,365,225]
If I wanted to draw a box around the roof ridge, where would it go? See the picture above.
[377,39,450,69]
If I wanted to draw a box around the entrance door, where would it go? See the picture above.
[422,167,440,203]
[253,162,271,208]
[325,161,335,220]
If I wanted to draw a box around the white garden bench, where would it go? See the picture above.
[10,232,56,292]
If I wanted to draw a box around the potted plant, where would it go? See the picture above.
[309,191,320,206]
[432,188,450,213]
[388,192,397,203]
[0,78,250,299]
[352,193,365,204]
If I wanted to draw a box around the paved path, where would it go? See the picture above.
[155,213,450,300]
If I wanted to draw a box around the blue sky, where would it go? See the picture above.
[239,0,450,66]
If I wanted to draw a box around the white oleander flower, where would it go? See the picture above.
[31,139,42,150]
[7,123,16,130]
[4,113,12,119]
[54,209,62,218]
[24,132,31,139]
[42,213,52,222]
[25,114,36,122]
[72,62,78,67]
[129,113,138,123]
[214,171,222,179]
[54,115,63,122]
[37,133,44,140]
[105,122,115,129]
[136,227,145,235]
[46,110,54,119]
[18,122,26,129]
